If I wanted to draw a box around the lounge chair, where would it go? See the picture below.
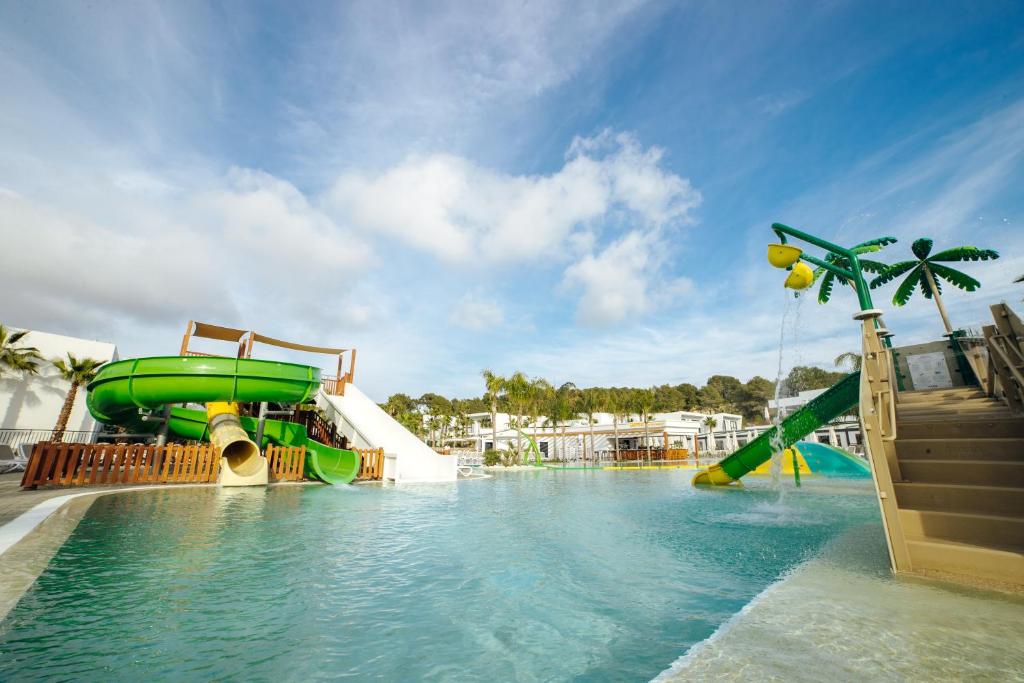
[0,444,23,473]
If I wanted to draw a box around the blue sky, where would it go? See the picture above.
[2,1,1023,400]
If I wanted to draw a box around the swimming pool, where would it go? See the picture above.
[0,472,883,681]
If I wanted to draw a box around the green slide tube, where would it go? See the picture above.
[86,356,360,484]
[693,372,861,485]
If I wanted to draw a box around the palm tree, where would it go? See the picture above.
[633,388,655,463]
[546,382,576,462]
[0,325,43,377]
[50,353,106,442]
[812,236,897,304]
[527,378,552,465]
[834,351,862,371]
[576,388,599,464]
[503,372,530,463]
[605,389,622,462]
[871,238,999,334]
[481,369,506,453]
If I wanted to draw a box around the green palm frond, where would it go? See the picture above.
[858,259,889,274]
[892,267,924,306]
[929,262,981,291]
[817,270,836,304]
[852,236,898,251]
[911,238,933,260]
[929,246,999,263]
[919,272,938,299]
[870,260,918,288]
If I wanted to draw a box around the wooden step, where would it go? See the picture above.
[906,537,1024,587]
[898,460,1024,487]
[897,399,1011,415]
[895,438,1024,461]
[899,509,1024,550]
[894,482,1024,516]
[897,417,1024,439]
[899,388,986,403]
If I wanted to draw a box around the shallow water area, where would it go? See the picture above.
[1,472,885,681]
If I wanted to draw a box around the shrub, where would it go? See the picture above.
[483,449,502,466]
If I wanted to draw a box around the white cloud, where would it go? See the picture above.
[449,291,505,331]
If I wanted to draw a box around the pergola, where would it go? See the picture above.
[178,320,356,395]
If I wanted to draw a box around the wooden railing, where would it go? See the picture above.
[983,303,1024,414]
[355,447,385,480]
[613,448,690,462]
[293,409,348,450]
[21,443,220,489]
[266,445,306,481]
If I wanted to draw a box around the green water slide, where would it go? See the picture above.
[86,356,360,484]
[692,372,861,485]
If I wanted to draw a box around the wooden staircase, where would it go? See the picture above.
[892,386,1024,587]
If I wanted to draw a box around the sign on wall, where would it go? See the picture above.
[906,351,953,390]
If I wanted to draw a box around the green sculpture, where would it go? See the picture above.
[870,238,999,334]
[812,237,896,304]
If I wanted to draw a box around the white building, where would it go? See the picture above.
[455,409,744,460]
[0,328,119,446]
[767,388,828,419]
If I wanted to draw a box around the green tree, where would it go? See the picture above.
[576,388,600,463]
[812,237,896,304]
[503,372,530,463]
[781,365,845,397]
[631,388,656,463]
[871,238,999,335]
[0,325,43,377]
[481,370,506,453]
[50,354,105,442]
[736,376,775,423]
[697,384,724,411]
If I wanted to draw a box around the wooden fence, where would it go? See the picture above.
[614,448,692,462]
[22,442,310,489]
[266,445,306,481]
[21,443,221,489]
[355,447,385,480]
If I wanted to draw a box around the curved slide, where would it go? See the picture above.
[693,372,861,485]
[86,356,360,484]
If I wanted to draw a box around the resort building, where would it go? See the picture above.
[457,409,744,459]
[0,328,119,448]
[455,402,863,459]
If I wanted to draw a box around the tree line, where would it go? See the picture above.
[380,364,850,448]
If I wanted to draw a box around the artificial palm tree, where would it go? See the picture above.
[871,238,999,335]
[0,325,43,377]
[50,353,106,442]
[812,236,897,304]
[481,369,506,453]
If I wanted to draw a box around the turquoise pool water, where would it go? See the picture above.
[0,472,883,681]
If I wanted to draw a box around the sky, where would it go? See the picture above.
[2,1,1023,400]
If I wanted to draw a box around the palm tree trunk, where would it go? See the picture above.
[589,419,596,465]
[613,414,620,462]
[923,264,954,335]
[52,382,78,442]
[643,412,652,464]
[490,399,498,453]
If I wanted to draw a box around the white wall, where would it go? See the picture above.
[0,329,118,434]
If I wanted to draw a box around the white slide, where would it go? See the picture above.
[318,384,458,483]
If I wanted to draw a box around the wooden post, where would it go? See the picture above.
[179,320,194,355]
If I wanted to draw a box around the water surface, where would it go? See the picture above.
[0,471,882,681]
